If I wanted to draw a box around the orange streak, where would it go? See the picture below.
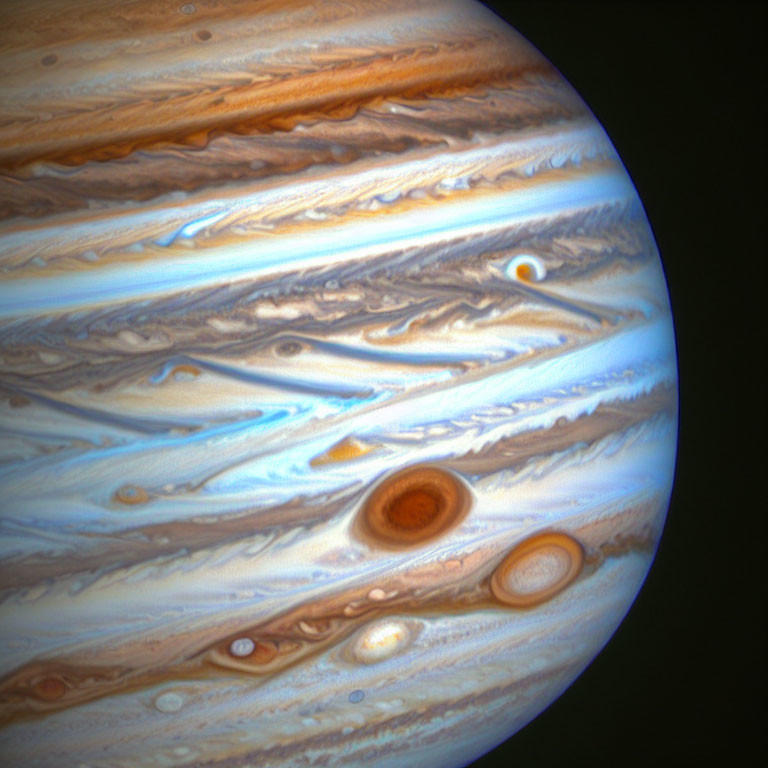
[0,37,546,169]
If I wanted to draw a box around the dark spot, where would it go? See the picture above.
[196,29,212,41]
[41,54,58,67]
[211,96,225,106]
[348,689,365,704]
[276,341,302,357]
[9,395,31,408]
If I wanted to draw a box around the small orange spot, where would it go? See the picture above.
[252,641,279,663]
[516,263,533,281]
[171,364,201,381]
[310,437,372,467]
[32,677,67,701]
[114,484,150,505]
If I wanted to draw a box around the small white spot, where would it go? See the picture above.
[207,317,248,334]
[229,637,255,657]
[179,3,196,14]
[173,369,198,383]
[154,692,184,713]
[352,620,411,664]
[368,588,386,601]
[551,151,568,168]
[117,329,145,347]
[374,697,405,711]
[437,176,470,191]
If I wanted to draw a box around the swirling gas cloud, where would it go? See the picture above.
[0,1,677,767]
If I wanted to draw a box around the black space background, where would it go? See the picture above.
[463,3,766,766]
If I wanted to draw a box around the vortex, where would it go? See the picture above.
[355,465,472,549]
[491,532,584,608]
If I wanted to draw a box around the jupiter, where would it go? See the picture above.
[0,1,678,767]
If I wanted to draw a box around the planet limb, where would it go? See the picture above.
[0,1,678,766]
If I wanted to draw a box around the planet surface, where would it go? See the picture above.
[0,1,677,766]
